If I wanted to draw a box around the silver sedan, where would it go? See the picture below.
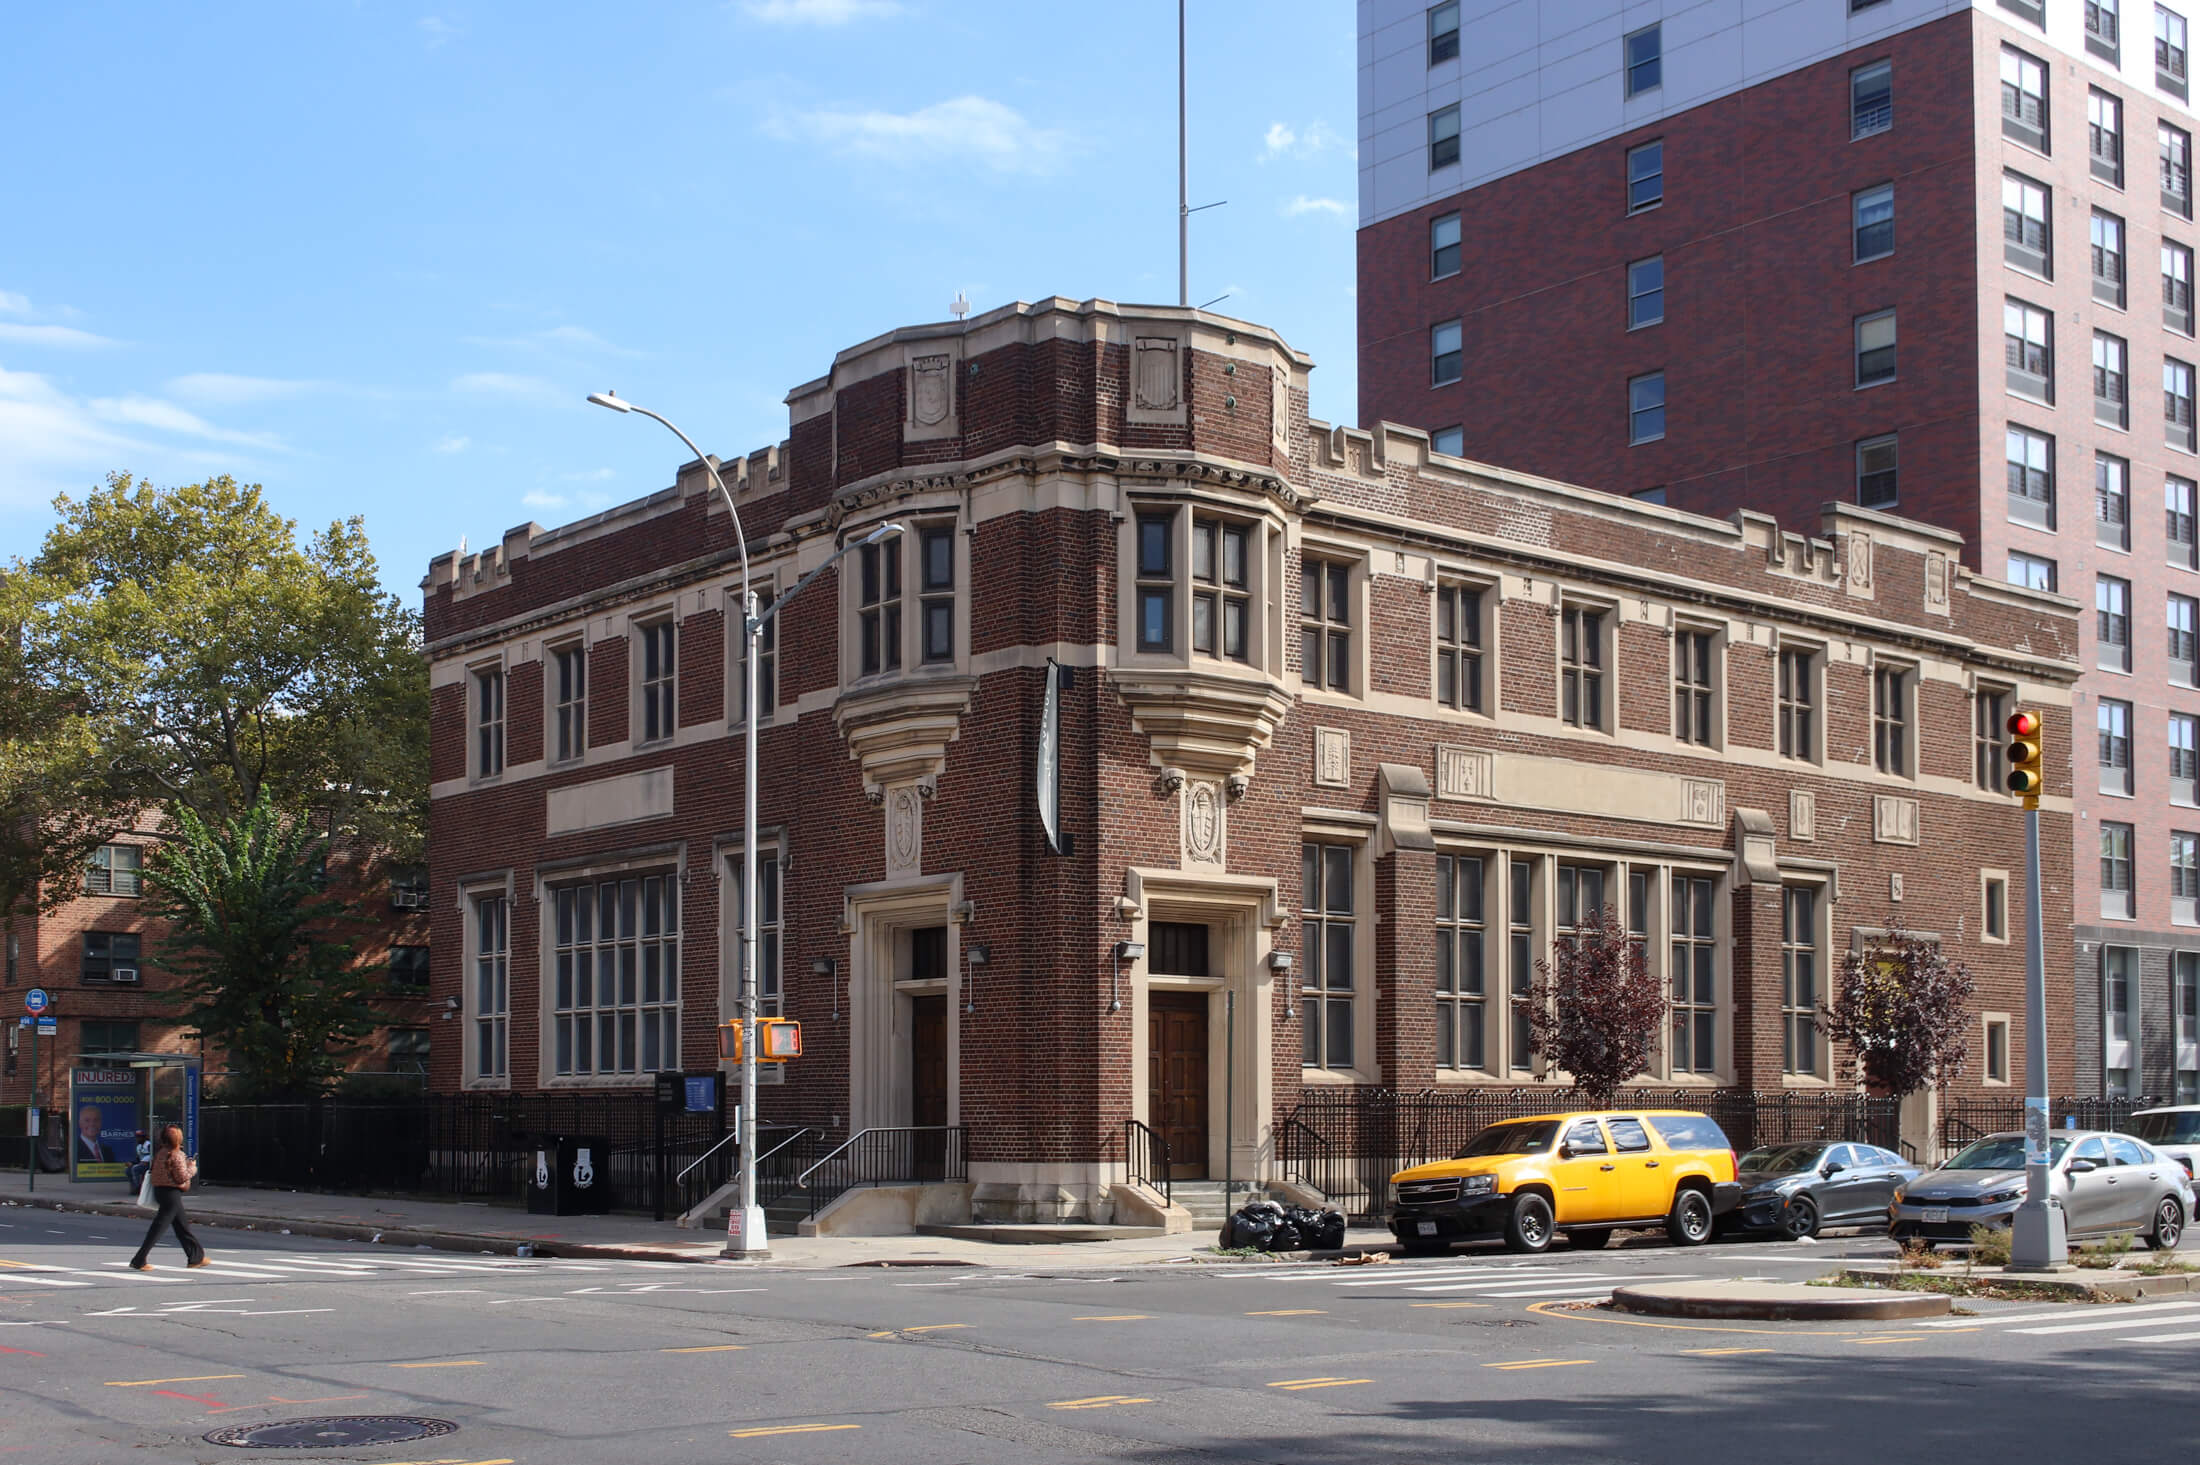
[1889,1130,2189,1249]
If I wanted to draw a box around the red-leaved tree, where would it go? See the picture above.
[1816,923,1977,1097]
[1527,908,1666,1107]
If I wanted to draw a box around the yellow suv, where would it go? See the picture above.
[1388,1110,1741,1254]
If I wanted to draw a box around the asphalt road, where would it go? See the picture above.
[2,1205,2194,1464]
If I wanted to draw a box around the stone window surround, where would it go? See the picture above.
[528,842,690,1091]
[544,632,589,768]
[1775,637,1827,767]
[1981,867,2012,946]
[1298,821,1376,1080]
[1671,618,1726,751]
[1779,870,1839,1087]
[468,653,507,786]
[1982,1010,2013,1087]
[839,508,973,692]
[1429,568,1499,720]
[629,603,680,749]
[459,869,516,1091]
[1294,531,1371,703]
[1558,592,1620,735]
[1868,654,1920,783]
[1117,496,1284,679]
[725,574,779,729]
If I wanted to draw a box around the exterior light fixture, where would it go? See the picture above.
[964,943,989,1015]
[1110,940,1145,1014]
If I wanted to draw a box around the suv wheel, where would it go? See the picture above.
[2147,1196,2187,1252]
[1502,1193,1555,1254]
[1665,1187,1714,1246]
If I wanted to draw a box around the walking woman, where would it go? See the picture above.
[129,1126,207,1270]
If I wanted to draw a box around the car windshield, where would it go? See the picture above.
[1455,1120,1561,1159]
[2127,1111,2200,1144]
[1740,1144,1825,1173]
[1944,1135,2072,1171]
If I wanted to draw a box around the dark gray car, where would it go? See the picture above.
[1729,1141,1919,1239]
[1889,1130,2190,1248]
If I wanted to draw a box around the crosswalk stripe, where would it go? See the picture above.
[2013,1304,2200,1336]
[2120,1329,2200,1342]
[6,1277,90,1288]
[1413,1272,1697,1296]
[1334,1270,1610,1289]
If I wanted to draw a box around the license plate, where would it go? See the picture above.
[1921,1207,1948,1225]
[1417,1221,1438,1236]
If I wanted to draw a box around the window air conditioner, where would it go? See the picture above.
[393,890,428,910]
[111,966,139,985]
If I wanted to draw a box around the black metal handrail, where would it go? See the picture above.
[1123,1118,1170,1205]
[1274,1114,1330,1193]
[792,1126,967,1219]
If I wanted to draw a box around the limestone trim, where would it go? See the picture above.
[838,873,967,1135]
[1108,665,1293,781]
[832,675,978,798]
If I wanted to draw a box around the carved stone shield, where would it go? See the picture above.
[1133,337,1179,411]
[911,355,950,427]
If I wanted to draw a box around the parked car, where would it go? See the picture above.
[1728,1141,1921,1239]
[1387,1110,1741,1256]
[2123,1106,2200,1182]
[1889,1130,2188,1250]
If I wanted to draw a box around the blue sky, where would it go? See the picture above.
[0,1,1357,597]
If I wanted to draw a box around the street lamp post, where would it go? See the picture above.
[588,390,899,1259]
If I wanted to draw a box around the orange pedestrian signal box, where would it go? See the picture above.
[719,1018,803,1063]
[2005,709,2045,807]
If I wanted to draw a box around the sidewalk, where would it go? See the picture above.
[0,1171,1390,1270]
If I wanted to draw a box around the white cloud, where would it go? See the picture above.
[1260,118,1342,162]
[166,372,318,406]
[0,292,30,316]
[1263,122,1297,156]
[451,372,568,407]
[521,489,567,510]
[432,434,471,454]
[765,95,1069,174]
[1282,195,1348,217]
[0,367,265,510]
[0,322,117,349]
[89,395,286,451]
[419,15,460,46]
[742,0,902,23]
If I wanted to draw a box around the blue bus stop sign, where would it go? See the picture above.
[23,989,48,1015]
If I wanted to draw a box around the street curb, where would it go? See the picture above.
[1,1196,719,1264]
[1612,1282,1951,1320]
[1834,1265,2200,1301]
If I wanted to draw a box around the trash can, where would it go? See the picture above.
[526,1135,613,1216]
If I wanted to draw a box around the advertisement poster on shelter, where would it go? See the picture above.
[68,1068,140,1181]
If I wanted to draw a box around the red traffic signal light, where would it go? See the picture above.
[2005,709,2045,803]
[2006,710,2041,739]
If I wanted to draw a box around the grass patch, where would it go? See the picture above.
[1827,1269,2106,1304]
[1966,1225,2012,1268]
[2127,1255,2200,1276]
[1205,1246,1270,1259]
[2072,1234,2135,1270]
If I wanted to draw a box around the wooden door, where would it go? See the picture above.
[1148,993,1209,1180]
[911,995,948,1180]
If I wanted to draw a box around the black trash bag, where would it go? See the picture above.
[1228,1207,1278,1251]
[1306,1210,1346,1250]
[1269,1217,1305,1251]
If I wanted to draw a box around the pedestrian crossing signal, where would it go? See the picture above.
[719,1018,803,1063]
[2005,709,2045,807]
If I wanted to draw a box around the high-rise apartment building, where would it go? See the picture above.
[1358,1,2200,1100]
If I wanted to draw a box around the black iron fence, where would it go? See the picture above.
[1281,1088,1903,1220]
[776,1125,968,1221]
[1123,1118,1170,1205]
[1939,1095,2168,1154]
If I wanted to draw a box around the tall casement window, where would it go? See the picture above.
[474,665,505,778]
[473,894,509,1082]
[1557,865,1608,940]
[1628,371,1666,443]
[1627,140,1664,212]
[1427,0,1459,64]
[85,844,142,898]
[1780,887,1821,1076]
[1301,842,1356,1070]
[2106,947,2136,1094]
[2172,592,2200,683]
[1435,582,1484,712]
[1872,665,1912,777]
[2093,211,2128,308]
[1627,256,1665,328]
[2097,333,2132,428]
[551,642,587,761]
[1508,860,1535,1072]
[1624,23,1661,98]
[2100,574,2134,670]
[2010,551,2058,591]
[1671,875,1716,1074]
[2101,697,2136,794]
[2005,299,2053,401]
[1856,310,1897,386]
[1430,211,1461,278]
[2099,453,2133,550]
[918,526,954,664]
[1977,685,2012,791]
[2170,357,2199,450]
[2173,833,2200,923]
[1851,61,1892,140]
[1431,319,1463,386]
[2168,242,2196,334]
[2007,425,2056,526]
[1854,184,1894,262]
[2092,0,2125,61]
[1300,556,1352,692]
[2091,90,2126,185]
[1560,605,1607,730]
[2001,47,2049,151]
[2173,476,2200,566]
[1428,104,1460,170]
[2174,712,2200,803]
[2178,957,2200,1102]
[729,853,783,1019]
[1673,628,1714,745]
[858,530,903,675]
[2162,5,2191,98]
[2164,122,2194,217]
[2003,172,2052,276]
[2103,822,2138,918]
[1777,647,1817,762]
[1191,518,1250,662]
[1136,514,1174,653]
[1856,434,1899,507]
[737,587,777,723]
[638,619,676,744]
[553,874,681,1077]
[1435,853,1486,1071]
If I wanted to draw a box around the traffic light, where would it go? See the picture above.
[718,1018,803,1063]
[2006,710,2045,806]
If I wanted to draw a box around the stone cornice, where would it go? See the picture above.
[831,674,979,798]
[1108,666,1294,782]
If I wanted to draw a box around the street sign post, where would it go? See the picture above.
[22,990,47,1195]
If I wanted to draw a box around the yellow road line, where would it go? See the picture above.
[1487,1359,1594,1371]
[379,1458,518,1465]
[1267,1377,1373,1390]
[1073,1314,1152,1322]
[390,1360,485,1369]
[729,1423,861,1438]
[1409,1301,1491,1310]
[1245,1309,1327,1317]
[1683,1347,1774,1356]
[662,1344,747,1353]
[1047,1395,1153,1410]
[867,1323,970,1337]
[105,1375,246,1387]
[1849,1335,1928,1345]
[1526,1299,1860,1337]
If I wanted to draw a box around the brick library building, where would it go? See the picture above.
[424,297,2079,1224]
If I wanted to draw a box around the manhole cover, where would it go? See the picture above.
[205,1416,458,1449]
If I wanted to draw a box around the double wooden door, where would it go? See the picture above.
[1148,993,1209,1180]
[911,995,948,1179]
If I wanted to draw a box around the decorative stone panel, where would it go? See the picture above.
[1436,745,1496,801]
[1313,728,1352,788]
[1181,779,1226,868]
[1873,794,1920,846]
[1789,789,1816,842]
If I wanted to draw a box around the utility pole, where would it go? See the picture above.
[2005,711,2066,1270]
[1177,0,1188,308]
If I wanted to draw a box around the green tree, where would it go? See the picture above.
[0,472,426,913]
[147,793,379,1099]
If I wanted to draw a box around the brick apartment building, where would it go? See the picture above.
[1356,0,2200,1099]
[3,826,438,1112]
[421,296,2077,1223]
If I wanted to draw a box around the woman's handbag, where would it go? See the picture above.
[135,1172,154,1209]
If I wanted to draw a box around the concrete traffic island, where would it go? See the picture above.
[1611,1279,1952,1321]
